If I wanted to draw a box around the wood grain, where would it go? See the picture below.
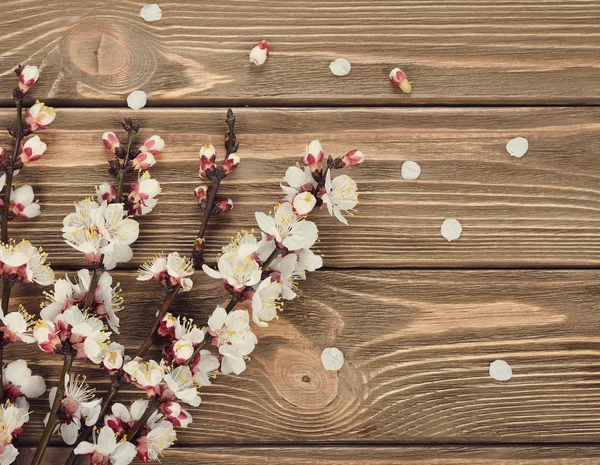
[6,269,600,444]
[4,107,600,268]
[0,1,599,105]
[14,445,600,465]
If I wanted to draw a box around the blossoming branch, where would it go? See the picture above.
[0,65,56,465]
[2,101,364,465]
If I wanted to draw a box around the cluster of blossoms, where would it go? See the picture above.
[62,199,139,270]
[0,104,363,465]
[0,66,54,222]
[0,67,57,465]
[100,119,164,217]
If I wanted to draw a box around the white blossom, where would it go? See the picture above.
[322,170,358,225]
[208,307,257,375]
[255,202,318,251]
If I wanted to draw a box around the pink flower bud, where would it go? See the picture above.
[249,40,269,65]
[302,140,324,172]
[389,68,412,93]
[222,152,240,175]
[199,144,217,179]
[102,132,120,152]
[212,198,233,215]
[293,191,316,216]
[19,135,47,165]
[25,100,55,131]
[96,183,117,203]
[139,135,165,155]
[132,152,156,170]
[195,185,208,210]
[17,65,40,93]
[342,149,365,167]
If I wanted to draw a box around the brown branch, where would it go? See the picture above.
[31,352,74,465]
[115,130,134,203]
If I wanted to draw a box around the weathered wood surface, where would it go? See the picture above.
[15,445,600,465]
[5,107,600,268]
[5,269,600,444]
[0,1,599,105]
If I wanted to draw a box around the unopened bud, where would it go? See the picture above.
[249,40,270,65]
[389,68,411,93]
[212,198,233,215]
[341,149,364,167]
[222,152,240,175]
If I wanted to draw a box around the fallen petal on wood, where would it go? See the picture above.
[441,218,462,242]
[321,347,344,371]
[489,359,513,381]
[140,4,162,22]
[506,137,528,158]
[329,58,351,76]
[401,160,421,180]
[127,91,148,110]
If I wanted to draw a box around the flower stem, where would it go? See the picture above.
[115,131,134,204]
[127,402,158,442]
[136,285,181,357]
[1,98,23,244]
[83,265,104,311]
[262,248,280,270]
[31,352,74,465]
[192,108,237,268]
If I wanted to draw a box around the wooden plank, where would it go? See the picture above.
[14,445,600,465]
[0,1,599,105]
[6,269,600,444]
[5,107,600,268]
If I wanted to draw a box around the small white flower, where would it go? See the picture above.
[280,166,317,202]
[138,251,194,292]
[163,365,201,407]
[25,100,56,131]
[191,349,220,386]
[208,307,257,375]
[48,374,102,445]
[292,191,316,216]
[3,359,46,398]
[255,202,318,251]
[202,243,261,291]
[137,419,177,462]
[0,240,54,285]
[251,277,282,327]
[123,358,164,391]
[0,307,35,344]
[322,171,358,225]
[62,200,139,270]
[102,342,125,370]
[74,426,137,465]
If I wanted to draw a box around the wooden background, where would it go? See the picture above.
[1,0,599,463]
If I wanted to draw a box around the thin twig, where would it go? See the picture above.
[192,108,237,267]
[136,285,181,357]
[115,131,134,203]
[31,352,74,465]
[83,265,104,311]
[0,98,22,244]
[127,402,158,442]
